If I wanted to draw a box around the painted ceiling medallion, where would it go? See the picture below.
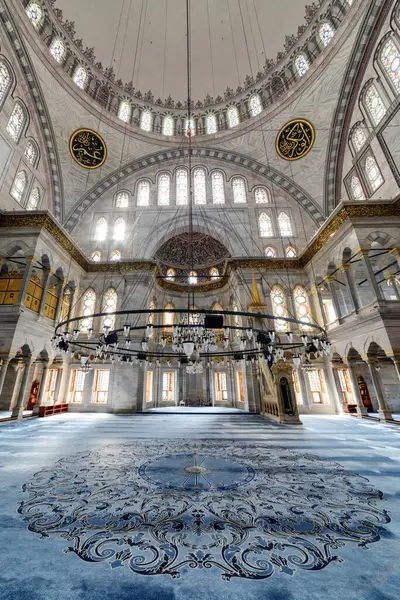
[276,119,315,161]
[69,128,107,169]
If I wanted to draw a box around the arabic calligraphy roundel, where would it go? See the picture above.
[69,128,107,169]
[276,119,315,161]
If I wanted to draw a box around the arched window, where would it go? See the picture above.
[254,187,270,203]
[176,168,188,205]
[91,250,101,262]
[364,84,386,126]
[158,173,170,205]
[210,267,220,280]
[49,37,66,64]
[163,303,174,328]
[116,191,129,208]
[113,217,125,241]
[118,99,132,123]
[6,103,25,142]
[380,38,400,93]
[259,212,273,237]
[24,140,38,166]
[295,53,310,77]
[102,288,118,331]
[27,187,40,210]
[148,300,155,324]
[206,113,217,134]
[73,65,88,90]
[318,22,334,47]
[265,247,276,258]
[211,171,225,204]
[26,1,43,28]
[271,285,288,332]
[0,61,12,104]
[249,94,262,117]
[166,268,175,281]
[285,246,297,258]
[110,249,121,261]
[364,155,383,191]
[188,271,197,285]
[81,288,96,332]
[350,175,365,200]
[351,125,367,153]
[293,285,312,330]
[232,177,246,203]
[278,212,293,237]
[227,106,240,128]
[137,180,150,206]
[193,168,206,204]
[185,117,195,137]
[10,170,27,203]
[140,110,152,132]
[163,115,174,136]
[95,217,107,241]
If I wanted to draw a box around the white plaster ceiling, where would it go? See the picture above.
[56,0,308,101]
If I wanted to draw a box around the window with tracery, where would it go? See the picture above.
[271,285,288,332]
[81,288,96,332]
[26,1,43,28]
[193,168,206,204]
[176,168,188,205]
[364,84,386,126]
[137,180,150,206]
[380,38,400,93]
[91,250,101,262]
[265,247,276,258]
[0,61,11,104]
[185,117,195,137]
[351,125,367,153]
[278,212,293,237]
[24,141,38,166]
[163,304,174,328]
[350,175,365,200]
[249,94,262,117]
[285,246,297,258]
[364,155,383,191]
[6,103,25,142]
[49,37,66,64]
[73,65,88,90]
[206,113,217,134]
[210,267,219,280]
[215,372,228,401]
[95,217,107,241]
[293,285,312,330]
[295,53,310,77]
[259,212,273,237]
[227,106,240,128]
[188,271,197,285]
[102,287,117,331]
[158,173,170,205]
[92,370,110,404]
[27,187,40,210]
[10,170,27,203]
[68,370,85,403]
[116,191,129,208]
[254,187,269,203]
[140,110,152,132]
[166,268,175,281]
[163,115,174,136]
[110,249,121,261]
[113,217,125,241]
[211,171,225,204]
[232,177,246,203]
[318,22,334,47]
[118,100,132,123]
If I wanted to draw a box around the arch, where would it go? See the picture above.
[80,288,96,332]
[110,249,121,261]
[162,115,174,136]
[254,186,270,203]
[10,170,27,203]
[293,285,312,330]
[0,59,12,106]
[166,268,175,281]
[249,94,262,117]
[318,21,335,47]
[188,271,198,285]
[285,246,297,258]
[193,167,206,204]
[227,105,240,128]
[349,122,367,154]
[349,173,366,200]
[206,113,218,134]
[259,212,273,237]
[232,176,246,203]
[6,101,27,142]
[136,179,150,206]
[26,1,44,29]
[157,172,171,206]
[73,65,88,90]
[102,287,118,331]
[113,217,125,241]
[379,36,400,94]
[294,53,310,77]
[140,110,153,132]
[26,187,40,210]
[49,36,66,64]
[210,267,220,280]
[278,212,293,237]
[115,190,129,208]
[91,250,101,262]
[363,81,387,126]
[24,139,39,167]
[176,168,188,205]
[118,99,132,123]
[364,154,384,192]
[163,303,174,328]
[95,217,107,241]
[211,170,225,204]
[270,285,288,332]
[185,117,196,137]
[265,246,276,258]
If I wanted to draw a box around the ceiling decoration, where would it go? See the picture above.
[276,119,315,161]
[154,233,230,269]
[69,128,107,169]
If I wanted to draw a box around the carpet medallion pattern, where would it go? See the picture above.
[18,441,391,581]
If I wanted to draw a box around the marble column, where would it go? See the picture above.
[347,363,368,417]
[330,365,346,414]
[53,364,64,405]
[325,276,342,320]
[32,362,50,415]
[360,249,383,301]
[365,359,393,421]
[54,282,67,324]
[16,256,35,305]
[340,264,360,312]
[0,358,11,398]
[11,357,33,420]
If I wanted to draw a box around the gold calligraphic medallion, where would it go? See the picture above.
[69,128,107,169]
[276,119,315,161]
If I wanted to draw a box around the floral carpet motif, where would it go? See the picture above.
[18,440,391,581]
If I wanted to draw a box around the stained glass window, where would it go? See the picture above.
[81,288,96,332]
[49,37,66,64]
[259,212,273,237]
[193,168,206,204]
[26,187,40,210]
[210,267,219,280]
[188,271,197,285]
[163,115,174,136]
[206,113,217,134]
[254,187,269,203]
[227,106,240,128]
[318,22,334,47]
[116,191,129,208]
[351,125,367,153]
[211,171,225,204]
[380,38,400,93]
[364,84,386,126]
[6,103,25,142]
[293,285,312,330]
[271,285,288,332]
[185,117,195,137]
[10,170,27,203]
[110,249,121,261]
[265,247,276,257]
[91,250,101,262]
[365,155,383,191]
[0,61,11,104]
[278,212,293,237]
[158,173,170,205]
[350,175,365,200]
[73,65,88,90]
[232,177,246,203]
[102,287,117,330]
[140,110,152,132]
[24,141,38,166]
[26,1,43,28]
[295,53,310,77]
[176,168,188,205]
[118,100,132,123]
[249,94,262,117]
[113,217,125,241]
[137,180,150,206]
[285,246,297,258]
[166,268,175,281]
[95,217,107,241]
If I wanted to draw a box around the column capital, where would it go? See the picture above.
[358,248,371,257]
[338,263,350,273]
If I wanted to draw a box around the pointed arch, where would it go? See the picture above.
[270,285,288,332]
[95,217,107,241]
[80,288,96,332]
[102,287,118,331]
